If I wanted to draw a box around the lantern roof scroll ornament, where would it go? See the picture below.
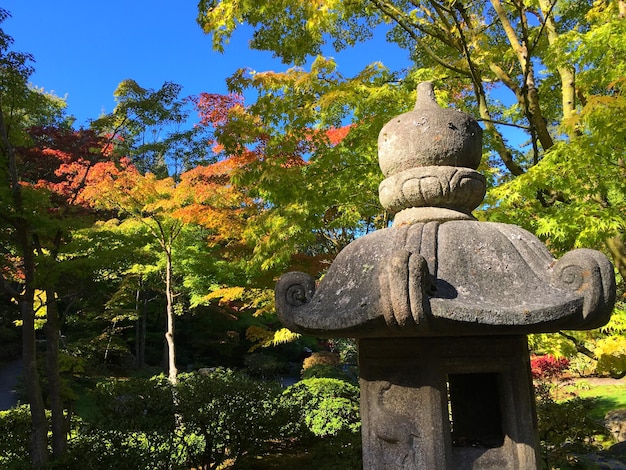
[275,82,616,338]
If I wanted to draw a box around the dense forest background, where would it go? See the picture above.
[1,1,625,468]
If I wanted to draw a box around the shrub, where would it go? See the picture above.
[86,375,184,468]
[61,426,171,470]
[527,354,613,467]
[531,354,571,402]
[176,368,288,469]
[594,336,626,379]
[537,397,607,468]
[301,363,355,382]
[531,354,570,381]
[90,374,176,434]
[302,351,340,372]
[301,351,357,383]
[282,378,362,469]
[0,405,37,469]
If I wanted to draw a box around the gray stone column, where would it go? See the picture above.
[359,336,539,469]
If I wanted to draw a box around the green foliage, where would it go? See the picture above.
[327,338,358,365]
[176,368,287,469]
[83,375,184,468]
[537,397,607,469]
[91,79,213,178]
[91,375,176,434]
[301,363,355,382]
[282,378,362,468]
[60,426,169,470]
[0,370,296,469]
[202,60,404,278]
[282,377,360,438]
[487,90,626,254]
[0,405,36,468]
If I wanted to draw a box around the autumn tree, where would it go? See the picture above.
[1,8,113,464]
[17,126,114,457]
[80,161,182,383]
[85,79,227,382]
[0,11,50,466]
[197,0,625,255]
[183,91,379,347]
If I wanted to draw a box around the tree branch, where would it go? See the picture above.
[367,0,472,76]
[558,331,596,361]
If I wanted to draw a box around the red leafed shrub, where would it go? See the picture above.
[530,355,570,381]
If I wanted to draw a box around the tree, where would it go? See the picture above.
[86,78,228,382]
[1,8,113,464]
[92,79,213,180]
[1,9,65,466]
[197,0,625,362]
[197,0,623,250]
[185,91,374,348]
[18,126,112,457]
[82,161,187,383]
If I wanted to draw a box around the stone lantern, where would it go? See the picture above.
[275,82,616,469]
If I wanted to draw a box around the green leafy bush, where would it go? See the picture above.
[79,370,288,469]
[61,426,172,470]
[0,405,38,469]
[176,368,288,469]
[91,374,176,434]
[537,396,607,468]
[282,378,362,469]
[85,375,182,468]
[301,363,355,382]
[1,372,363,469]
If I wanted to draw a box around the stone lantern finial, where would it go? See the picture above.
[378,82,486,224]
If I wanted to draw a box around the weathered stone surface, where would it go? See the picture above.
[378,82,482,177]
[275,220,616,337]
[606,409,626,443]
[378,166,486,216]
[359,336,540,470]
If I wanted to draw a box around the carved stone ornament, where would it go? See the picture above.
[275,82,616,338]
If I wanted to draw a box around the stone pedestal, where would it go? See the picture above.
[359,336,539,470]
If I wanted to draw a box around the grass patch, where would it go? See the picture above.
[72,376,101,422]
[575,382,626,421]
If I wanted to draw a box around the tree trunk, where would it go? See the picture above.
[537,0,577,135]
[165,251,177,384]
[607,235,626,282]
[490,0,554,152]
[475,80,525,176]
[134,282,147,369]
[2,116,50,466]
[19,250,49,468]
[44,288,67,458]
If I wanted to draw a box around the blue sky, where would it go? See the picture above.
[4,1,409,127]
